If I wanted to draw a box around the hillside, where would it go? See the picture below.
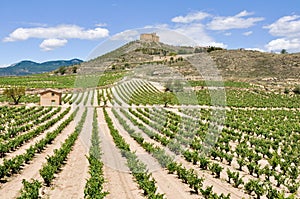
[0,59,83,76]
[209,49,300,80]
[77,40,194,74]
[74,40,300,85]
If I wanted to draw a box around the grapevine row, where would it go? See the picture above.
[39,107,87,186]
[84,108,108,198]
[103,108,164,198]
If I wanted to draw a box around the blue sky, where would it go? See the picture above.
[0,0,299,67]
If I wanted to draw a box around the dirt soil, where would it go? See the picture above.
[0,108,81,199]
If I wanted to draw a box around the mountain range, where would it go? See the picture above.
[0,59,83,76]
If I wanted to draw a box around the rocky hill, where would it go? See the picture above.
[67,40,300,84]
[77,40,194,74]
[209,49,300,80]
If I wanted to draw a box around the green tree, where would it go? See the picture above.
[280,49,288,54]
[161,92,173,107]
[3,86,26,105]
[72,66,77,73]
[58,66,66,75]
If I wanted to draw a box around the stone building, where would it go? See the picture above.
[40,89,62,106]
[140,33,159,42]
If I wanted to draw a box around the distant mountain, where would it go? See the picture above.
[0,59,83,76]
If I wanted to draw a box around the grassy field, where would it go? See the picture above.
[0,71,125,89]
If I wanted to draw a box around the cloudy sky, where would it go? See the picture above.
[0,0,299,66]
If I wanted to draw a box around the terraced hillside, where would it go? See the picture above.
[73,40,300,87]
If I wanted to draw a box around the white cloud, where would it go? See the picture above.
[171,11,210,23]
[265,38,300,52]
[207,10,264,30]
[208,41,227,48]
[235,10,254,17]
[40,38,68,51]
[145,13,228,48]
[263,15,300,52]
[224,32,232,36]
[263,15,300,38]
[3,24,109,42]
[156,28,197,46]
[243,31,253,36]
[173,23,227,47]
[95,23,107,27]
[144,24,169,29]
[110,30,140,41]
[20,22,48,27]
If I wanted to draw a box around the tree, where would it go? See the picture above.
[207,46,223,53]
[280,49,288,54]
[3,86,26,105]
[161,92,173,107]
[58,66,66,75]
[72,66,77,73]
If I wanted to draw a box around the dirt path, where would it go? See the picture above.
[0,107,69,165]
[86,90,92,107]
[42,139,89,199]
[97,108,144,199]
[0,108,82,199]
[93,89,98,106]
[107,108,198,199]
[43,107,91,199]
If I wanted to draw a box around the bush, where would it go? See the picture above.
[292,85,300,94]
[17,179,42,199]
[284,88,289,94]
[207,46,223,53]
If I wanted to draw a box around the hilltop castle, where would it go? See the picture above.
[140,33,159,42]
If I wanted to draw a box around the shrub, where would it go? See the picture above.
[284,87,289,94]
[292,85,300,94]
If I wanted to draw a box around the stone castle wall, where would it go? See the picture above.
[140,33,159,42]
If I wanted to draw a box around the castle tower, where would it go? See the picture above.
[140,33,159,42]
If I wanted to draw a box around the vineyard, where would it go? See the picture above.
[0,77,299,199]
